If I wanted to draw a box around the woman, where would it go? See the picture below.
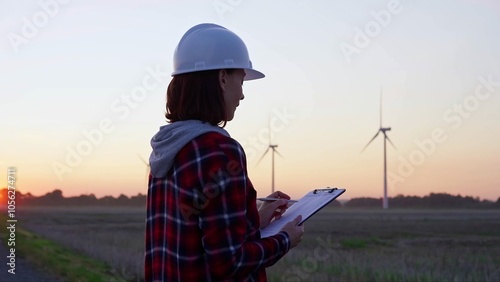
[145,23,304,281]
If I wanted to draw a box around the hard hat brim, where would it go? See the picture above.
[171,67,265,80]
[244,68,265,81]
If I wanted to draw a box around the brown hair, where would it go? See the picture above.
[165,69,235,127]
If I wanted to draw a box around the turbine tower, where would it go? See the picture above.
[361,87,396,209]
[257,120,283,194]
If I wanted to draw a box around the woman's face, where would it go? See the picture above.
[220,69,246,121]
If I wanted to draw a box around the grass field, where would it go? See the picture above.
[0,212,129,282]
[11,207,500,281]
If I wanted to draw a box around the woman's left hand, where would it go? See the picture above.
[258,191,292,229]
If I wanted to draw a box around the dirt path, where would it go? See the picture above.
[0,243,63,282]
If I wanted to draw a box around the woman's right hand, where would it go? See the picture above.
[280,215,304,249]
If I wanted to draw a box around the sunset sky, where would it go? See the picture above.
[1,0,499,202]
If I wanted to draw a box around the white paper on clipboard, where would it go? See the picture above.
[260,188,346,238]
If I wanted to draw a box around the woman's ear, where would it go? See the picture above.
[218,69,227,91]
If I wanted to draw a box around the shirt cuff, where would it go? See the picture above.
[275,231,291,253]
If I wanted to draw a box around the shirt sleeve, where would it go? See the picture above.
[195,138,290,280]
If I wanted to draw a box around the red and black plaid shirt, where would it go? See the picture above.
[145,132,290,281]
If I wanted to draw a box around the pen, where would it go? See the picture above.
[257,198,298,203]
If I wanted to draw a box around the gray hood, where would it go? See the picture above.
[149,120,230,178]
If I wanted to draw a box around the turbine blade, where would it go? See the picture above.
[380,86,383,128]
[138,154,149,167]
[361,131,380,153]
[274,148,284,158]
[256,147,270,165]
[385,134,397,150]
[268,116,272,145]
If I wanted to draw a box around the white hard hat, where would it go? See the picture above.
[172,23,265,80]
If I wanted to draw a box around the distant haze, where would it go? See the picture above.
[1,0,499,201]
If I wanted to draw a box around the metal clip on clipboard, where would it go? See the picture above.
[313,187,338,194]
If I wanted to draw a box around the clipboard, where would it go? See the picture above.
[260,187,346,238]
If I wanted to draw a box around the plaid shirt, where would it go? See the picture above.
[145,132,290,282]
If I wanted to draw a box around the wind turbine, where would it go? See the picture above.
[138,154,150,184]
[257,119,283,194]
[361,87,396,209]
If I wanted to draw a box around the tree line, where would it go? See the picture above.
[1,188,499,208]
[343,193,500,209]
[0,188,145,207]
